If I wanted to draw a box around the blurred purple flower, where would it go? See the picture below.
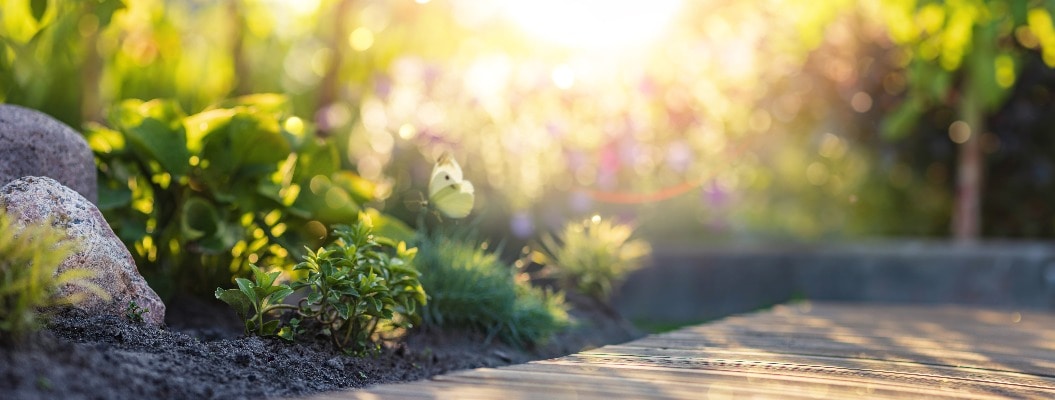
[569,191,592,213]
[702,179,728,208]
[373,75,392,99]
[600,143,620,174]
[511,212,534,238]
[666,141,692,172]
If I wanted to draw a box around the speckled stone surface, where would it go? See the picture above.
[0,104,97,203]
[0,176,164,326]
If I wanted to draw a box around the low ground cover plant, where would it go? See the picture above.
[0,211,108,343]
[216,218,426,353]
[413,231,568,347]
[541,216,651,302]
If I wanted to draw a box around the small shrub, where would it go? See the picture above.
[414,232,568,347]
[0,211,108,342]
[216,218,426,353]
[291,221,426,353]
[541,216,651,302]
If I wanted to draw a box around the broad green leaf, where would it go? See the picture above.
[331,171,375,204]
[215,288,251,318]
[111,99,190,176]
[216,93,291,117]
[235,277,258,304]
[97,184,132,210]
[227,113,290,166]
[249,264,271,288]
[85,124,125,154]
[339,286,360,297]
[261,320,281,335]
[335,302,350,319]
[183,108,234,154]
[94,0,126,27]
[196,221,241,253]
[1011,1,1028,25]
[277,326,294,341]
[268,287,294,305]
[29,0,47,23]
[293,177,360,224]
[293,139,340,183]
[180,197,220,240]
[256,181,285,204]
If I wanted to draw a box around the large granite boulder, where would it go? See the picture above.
[0,104,97,203]
[0,176,164,326]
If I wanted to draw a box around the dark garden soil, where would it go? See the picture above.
[0,292,641,400]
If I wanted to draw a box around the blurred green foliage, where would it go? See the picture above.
[87,94,408,297]
[413,231,568,347]
[0,0,125,125]
[4,0,1055,242]
[877,1,1055,139]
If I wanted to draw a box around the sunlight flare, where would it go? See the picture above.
[500,0,683,51]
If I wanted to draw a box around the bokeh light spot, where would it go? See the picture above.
[948,120,971,144]
[551,65,575,89]
[500,0,682,51]
[806,162,830,186]
[283,116,305,136]
[850,92,873,113]
[349,27,374,52]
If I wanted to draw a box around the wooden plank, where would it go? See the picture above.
[307,303,1055,399]
[431,367,921,400]
[502,362,1001,399]
[557,349,1055,397]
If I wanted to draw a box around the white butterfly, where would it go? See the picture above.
[428,153,474,219]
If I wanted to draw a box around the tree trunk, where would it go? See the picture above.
[316,0,354,137]
[229,0,251,96]
[81,3,102,124]
[952,92,983,242]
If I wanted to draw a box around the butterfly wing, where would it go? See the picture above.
[429,153,464,197]
[431,180,474,218]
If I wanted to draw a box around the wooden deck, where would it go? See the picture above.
[312,303,1055,399]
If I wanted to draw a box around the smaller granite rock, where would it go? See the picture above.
[0,104,97,203]
[0,176,165,326]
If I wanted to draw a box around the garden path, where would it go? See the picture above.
[306,303,1055,399]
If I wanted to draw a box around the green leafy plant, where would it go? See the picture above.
[541,216,651,302]
[0,210,109,342]
[124,300,149,323]
[215,218,425,353]
[214,264,294,336]
[291,220,426,353]
[414,232,568,347]
[88,95,394,298]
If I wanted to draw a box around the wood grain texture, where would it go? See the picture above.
[307,303,1055,399]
